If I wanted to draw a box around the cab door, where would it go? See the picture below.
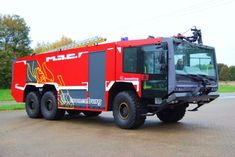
[141,43,168,98]
[122,42,168,98]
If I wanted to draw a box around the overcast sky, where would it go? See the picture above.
[0,0,235,65]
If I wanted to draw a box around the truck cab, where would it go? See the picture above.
[112,28,219,128]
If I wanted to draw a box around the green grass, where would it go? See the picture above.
[0,103,25,111]
[0,89,14,101]
[218,85,235,93]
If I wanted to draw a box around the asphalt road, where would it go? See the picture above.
[0,97,235,157]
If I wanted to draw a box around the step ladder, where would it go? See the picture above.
[47,36,106,53]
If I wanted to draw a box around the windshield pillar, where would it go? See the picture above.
[164,38,176,94]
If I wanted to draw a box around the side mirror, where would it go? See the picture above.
[160,52,166,64]
[161,42,168,50]
[160,64,167,74]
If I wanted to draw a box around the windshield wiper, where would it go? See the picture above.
[197,74,215,81]
[178,74,203,82]
[177,74,213,86]
[177,74,214,95]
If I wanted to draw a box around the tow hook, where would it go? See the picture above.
[188,103,204,111]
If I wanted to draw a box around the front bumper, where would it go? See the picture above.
[170,92,219,103]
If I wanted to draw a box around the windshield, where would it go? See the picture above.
[174,41,216,77]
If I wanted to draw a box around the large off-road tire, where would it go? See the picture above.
[25,91,42,118]
[41,91,65,120]
[82,111,102,117]
[113,91,146,129]
[156,105,186,123]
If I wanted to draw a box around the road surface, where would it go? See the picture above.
[0,97,235,157]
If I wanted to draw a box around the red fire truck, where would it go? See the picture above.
[11,28,219,129]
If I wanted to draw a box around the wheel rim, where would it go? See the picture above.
[29,99,35,111]
[118,102,129,120]
[45,99,53,112]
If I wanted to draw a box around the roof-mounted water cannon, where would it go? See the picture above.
[175,26,203,44]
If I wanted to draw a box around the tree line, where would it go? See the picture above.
[218,64,235,81]
[0,14,32,88]
[0,14,234,88]
[0,14,73,88]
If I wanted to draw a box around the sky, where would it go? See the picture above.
[0,0,235,65]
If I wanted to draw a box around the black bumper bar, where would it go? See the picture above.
[171,92,219,103]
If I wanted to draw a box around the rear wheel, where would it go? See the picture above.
[156,105,186,123]
[25,91,42,118]
[41,91,65,120]
[113,91,146,129]
[82,111,102,117]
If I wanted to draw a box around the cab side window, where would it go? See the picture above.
[123,43,168,74]
[123,47,138,73]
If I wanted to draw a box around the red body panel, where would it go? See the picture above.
[11,61,27,102]
[11,38,162,111]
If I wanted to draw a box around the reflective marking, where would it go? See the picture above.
[117,47,122,53]
[107,48,114,50]
[59,86,88,90]
[78,51,89,58]
[105,81,115,91]
[14,83,89,91]
[15,60,26,64]
[15,84,24,91]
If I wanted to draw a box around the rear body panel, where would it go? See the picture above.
[12,43,116,111]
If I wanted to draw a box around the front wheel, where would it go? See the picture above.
[113,91,146,129]
[156,105,187,123]
[41,91,65,120]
